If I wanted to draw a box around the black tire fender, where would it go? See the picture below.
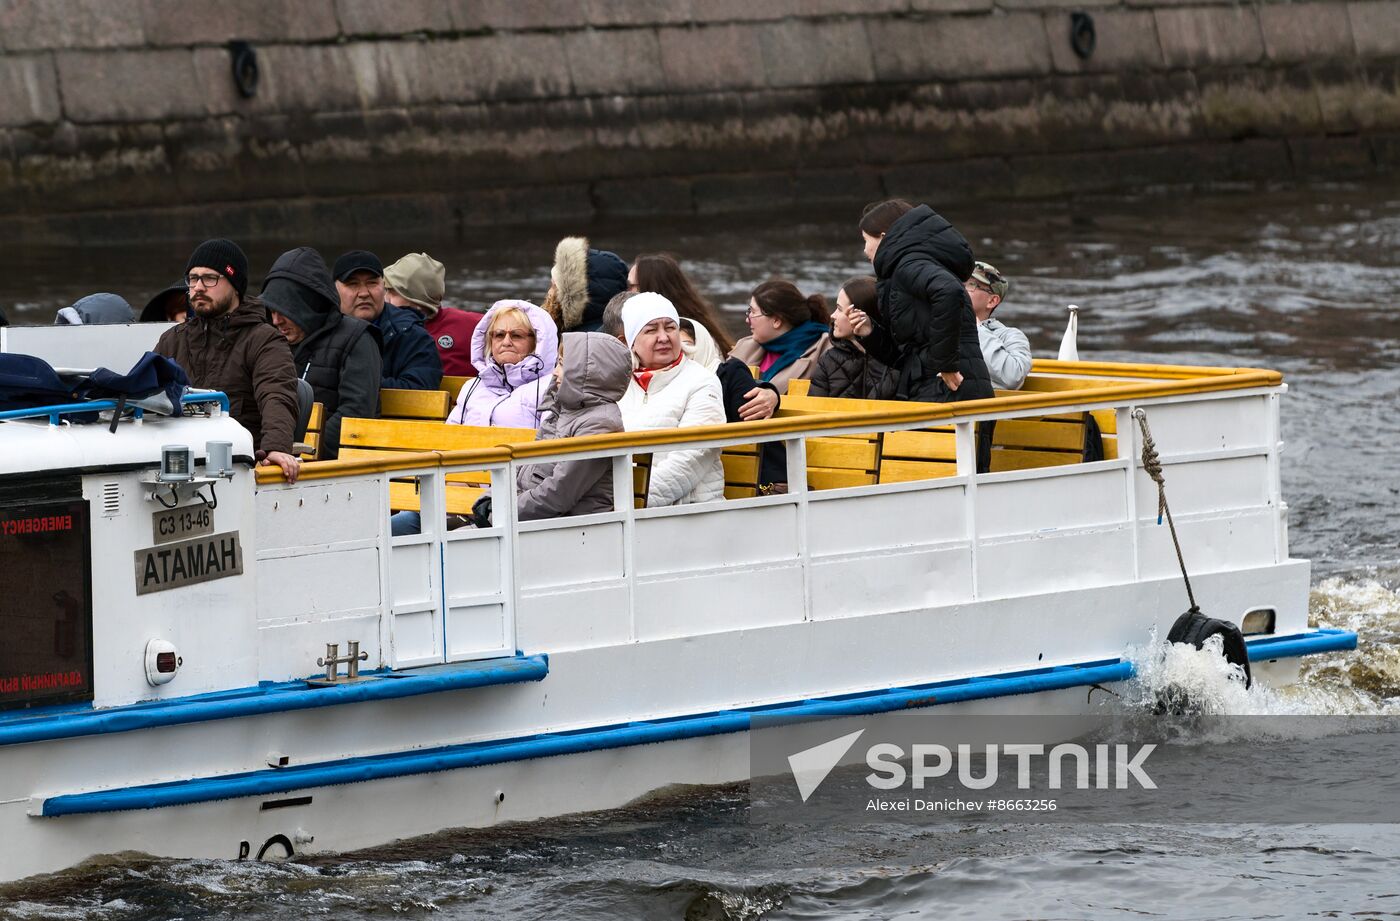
[1166,608,1252,688]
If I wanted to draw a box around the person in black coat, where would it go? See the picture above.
[264,247,382,460]
[851,200,993,403]
[810,275,892,399]
[333,250,443,391]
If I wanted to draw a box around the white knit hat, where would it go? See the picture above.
[621,291,680,349]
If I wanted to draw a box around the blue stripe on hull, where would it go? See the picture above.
[37,628,1355,817]
[0,655,549,747]
[1240,629,1356,660]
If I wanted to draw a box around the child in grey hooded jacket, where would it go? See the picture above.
[514,331,632,520]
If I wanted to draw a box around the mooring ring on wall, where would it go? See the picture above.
[228,40,259,99]
[1069,12,1096,60]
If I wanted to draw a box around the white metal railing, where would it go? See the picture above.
[372,382,1286,667]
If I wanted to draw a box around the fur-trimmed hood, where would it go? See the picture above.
[548,236,629,333]
[550,236,590,331]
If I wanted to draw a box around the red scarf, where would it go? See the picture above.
[633,355,684,392]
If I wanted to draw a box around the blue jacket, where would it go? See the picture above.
[375,304,443,391]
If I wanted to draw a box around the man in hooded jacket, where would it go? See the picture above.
[263,247,381,460]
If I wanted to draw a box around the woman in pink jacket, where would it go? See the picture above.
[447,299,558,429]
[392,300,557,536]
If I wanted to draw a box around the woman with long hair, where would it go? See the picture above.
[851,199,993,402]
[629,253,735,354]
[728,279,833,395]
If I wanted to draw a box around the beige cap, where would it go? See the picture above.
[970,261,1009,299]
[383,252,446,317]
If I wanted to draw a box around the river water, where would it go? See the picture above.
[2,180,1398,919]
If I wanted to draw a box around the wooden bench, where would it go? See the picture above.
[635,450,754,506]
[983,414,1110,470]
[1007,376,1118,460]
[789,375,1117,461]
[781,391,1112,482]
[633,454,652,508]
[806,433,882,489]
[442,375,473,406]
[299,389,453,460]
[879,428,958,482]
[338,418,536,514]
[721,444,762,499]
[380,388,451,421]
[298,402,325,459]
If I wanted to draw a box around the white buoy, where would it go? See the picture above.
[1057,304,1081,362]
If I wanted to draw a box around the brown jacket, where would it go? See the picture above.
[155,297,298,456]
[728,333,834,396]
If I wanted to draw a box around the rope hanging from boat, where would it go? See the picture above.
[1132,408,1198,613]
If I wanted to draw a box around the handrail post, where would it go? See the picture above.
[1120,404,1141,579]
[617,451,637,642]
[784,436,812,621]
[495,456,519,657]
[955,420,979,599]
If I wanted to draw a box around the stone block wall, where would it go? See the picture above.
[0,0,1398,242]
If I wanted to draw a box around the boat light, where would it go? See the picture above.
[144,638,182,686]
[159,445,193,482]
[206,440,234,477]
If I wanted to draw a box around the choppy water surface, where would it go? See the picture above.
[2,180,1399,919]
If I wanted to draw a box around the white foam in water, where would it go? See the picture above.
[1126,632,1261,715]
[2,903,100,920]
[1119,575,1400,721]
[1303,576,1400,708]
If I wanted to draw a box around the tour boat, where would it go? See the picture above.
[0,324,1355,882]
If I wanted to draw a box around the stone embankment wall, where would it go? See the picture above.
[0,0,1397,243]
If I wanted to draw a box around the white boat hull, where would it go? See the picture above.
[3,561,1311,883]
[0,361,1343,884]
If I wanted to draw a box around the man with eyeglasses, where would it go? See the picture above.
[154,238,301,482]
[333,250,442,392]
[965,261,1031,391]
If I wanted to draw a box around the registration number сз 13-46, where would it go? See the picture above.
[152,505,213,544]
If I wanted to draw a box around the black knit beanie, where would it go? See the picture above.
[186,238,249,298]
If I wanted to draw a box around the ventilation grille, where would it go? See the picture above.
[101,482,121,517]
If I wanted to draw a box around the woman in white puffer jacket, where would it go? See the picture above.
[617,292,726,506]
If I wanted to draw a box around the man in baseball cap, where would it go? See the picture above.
[383,252,480,378]
[334,249,441,391]
[965,260,1031,391]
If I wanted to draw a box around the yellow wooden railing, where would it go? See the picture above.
[257,362,1284,483]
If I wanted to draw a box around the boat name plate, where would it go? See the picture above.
[133,531,243,595]
[151,505,213,545]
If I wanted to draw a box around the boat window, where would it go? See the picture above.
[1240,607,1276,636]
[1,484,94,711]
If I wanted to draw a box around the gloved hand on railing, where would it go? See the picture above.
[470,494,493,530]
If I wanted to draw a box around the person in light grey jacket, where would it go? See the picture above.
[965,261,1032,391]
[515,331,632,521]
